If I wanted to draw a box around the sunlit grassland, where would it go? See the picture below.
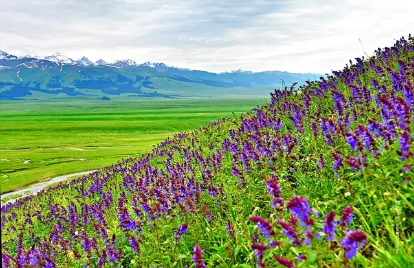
[0,98,267,193]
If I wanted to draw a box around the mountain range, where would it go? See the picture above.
[0,51,322,100]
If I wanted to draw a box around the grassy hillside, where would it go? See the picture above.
[0,98,266,194]
[1,35,413,267]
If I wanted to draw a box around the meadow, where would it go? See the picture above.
[0,98,267,194]
[1,35,413,267]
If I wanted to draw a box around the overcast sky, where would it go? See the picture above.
[1,0,413,73]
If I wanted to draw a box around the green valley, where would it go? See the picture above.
[0,98,267,193]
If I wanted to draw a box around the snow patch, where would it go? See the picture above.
[16,71,23,81]
[44,52,74,64]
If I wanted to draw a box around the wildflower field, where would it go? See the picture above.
[1,35,413,267]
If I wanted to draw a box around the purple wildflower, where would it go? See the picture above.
[192,245,206,268]
[250,216,275,240]
[44,258,55,268]
[350,86,361,104]
[2,253,12,267]
[278,218,301,246]
[320,118,337,145]
[232,165,242,177]
[340,206,354,226]
[317,154,325,170]
[175,223,189,242]
[367,119,383,138]
[240,152,250,173]
[345,132,361,152]
[332,90,346,104]
[270,240,280,248]
[341,230,367,259]
[275,256,294,268]
[331,151,344,170]
[298,254,307,261]
[303,226,315,246]
[129,235,140,253]
[82,235,92,252]
[27,247,39,266]
[355,125,375,150]
[266,174,284,210]
[322,211,337,241]
[371,79,379,90]
[17,248,25,267]
[286,196,311,226]
[251,243,267,268]
[332,90,346,116]
[379,95,394,122]
[393,98,410,130]
[274,118,283,131]
[346,156,362,171]
[68,202,78,225]
[402,165,410,173]
[398,130,411,160]
[402,83,413,106]
[97,249,107,267]
[282,134,297,154]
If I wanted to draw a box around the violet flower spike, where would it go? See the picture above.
[251,243,267,268]
[278,218,301,246]
[322,211,337,241]
[275,256,294,268]
[250,216,275,240]
[266,174,284,210]
[192,245,206,268]
[340,206,354,226]
[286,196,311,226]
[129,235,140,253]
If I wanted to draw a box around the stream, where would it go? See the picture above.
[1,170,96,205]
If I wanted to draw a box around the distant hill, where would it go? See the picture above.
[0,51,322,100]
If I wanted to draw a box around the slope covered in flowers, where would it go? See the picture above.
[1,35,413,267]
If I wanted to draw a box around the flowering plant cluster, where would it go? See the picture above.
[1,35,413,267]
[249,174,367,267]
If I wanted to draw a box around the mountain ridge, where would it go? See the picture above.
[0,50,320,75]
[0,50,322,100]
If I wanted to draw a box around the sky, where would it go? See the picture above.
[1,0,413,74]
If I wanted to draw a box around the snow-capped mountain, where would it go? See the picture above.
[95,59,108,66]
[0,51,202,72]
[0,49,320,100]
[110,59,138,68]
[44,52,74,64]
[75,56,93,66]
[0,50,18,60]
[140,62,169,72]
[139,62,192,72]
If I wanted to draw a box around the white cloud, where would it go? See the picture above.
[1,0,413,73]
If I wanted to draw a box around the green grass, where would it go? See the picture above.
[0,98,267,193]
[0,193,23,203]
